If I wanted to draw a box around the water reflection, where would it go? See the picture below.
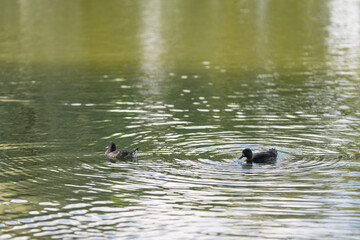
[139,0,164,74]
[1,0,360,239]
[326,0,360,68]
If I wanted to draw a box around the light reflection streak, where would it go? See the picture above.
[326,0,360,73]
[138,0,166,95]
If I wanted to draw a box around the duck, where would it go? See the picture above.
[105,141,138,160]
[239,148,277,164]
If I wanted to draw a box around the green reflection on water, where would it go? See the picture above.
[0,0,333,72]
[0,0,360,239]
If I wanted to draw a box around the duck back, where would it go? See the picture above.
[105,142,138,160]
[108,148,138,159]
[252,148,277,163]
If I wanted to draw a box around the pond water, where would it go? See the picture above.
[1,0,360,239]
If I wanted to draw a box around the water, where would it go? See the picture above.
[1,0,360,239]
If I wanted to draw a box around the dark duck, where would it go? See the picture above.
[239,148,277,163]
[105,141,138,160]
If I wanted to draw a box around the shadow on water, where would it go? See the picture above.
[107,157,139,164]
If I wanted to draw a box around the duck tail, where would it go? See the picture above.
[269,148,278,157]
[128,148,138,158]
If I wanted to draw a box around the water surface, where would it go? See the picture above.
[1,0,360,239]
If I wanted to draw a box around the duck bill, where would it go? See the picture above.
[238,155,244,160]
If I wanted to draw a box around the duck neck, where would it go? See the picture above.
[246,152,253,163]
[106,143,116,154]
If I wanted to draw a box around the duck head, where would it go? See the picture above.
[239,148,253,162]
[106,141,116,153]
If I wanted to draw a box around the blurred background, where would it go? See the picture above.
[0,0,359,239]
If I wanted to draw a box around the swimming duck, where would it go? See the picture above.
[239,148,277,163]
[105,141,138,160]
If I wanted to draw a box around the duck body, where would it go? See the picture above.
[239,148,277,163]
[105,141,138,160]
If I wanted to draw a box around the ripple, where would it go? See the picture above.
[108,109,147,113]
[10,199,28,204]
[176,125,220,130]
[1,19,360,240]
[62,203,92,210]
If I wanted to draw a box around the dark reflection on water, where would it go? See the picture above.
[1,0,360,239]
